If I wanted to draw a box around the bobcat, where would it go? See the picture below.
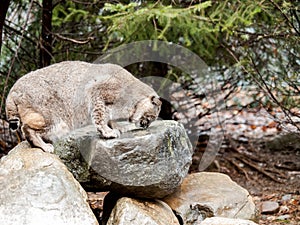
[6,61,161,153]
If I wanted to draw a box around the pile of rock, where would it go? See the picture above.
[0,120,258,225]
[104,172,258,225]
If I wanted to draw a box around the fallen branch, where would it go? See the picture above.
[52,33,94,44]
[237,157,283,183]
[227,158,250,181]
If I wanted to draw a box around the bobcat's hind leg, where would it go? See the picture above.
[22,124,54,153]
[18,107,54,153]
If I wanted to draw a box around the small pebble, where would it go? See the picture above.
[281,194,292,201]
[261,201,279,214]
[276,214,290,220]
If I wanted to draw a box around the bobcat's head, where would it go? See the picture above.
[129,96,161,128]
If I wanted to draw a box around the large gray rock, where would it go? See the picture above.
[0,142,98,225]
[53,120,193,198]
[107,197,180,225]
[163,172,257,224]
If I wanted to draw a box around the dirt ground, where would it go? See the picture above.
[191,139,300,224]
[190,108,300,224]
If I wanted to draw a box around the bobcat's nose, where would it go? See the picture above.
[139,117,151,129]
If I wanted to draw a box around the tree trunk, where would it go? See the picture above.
[39,0,52,68]
[0,0,11,55]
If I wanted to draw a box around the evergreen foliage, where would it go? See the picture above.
[0,0,299,124]
[100,0,299,111]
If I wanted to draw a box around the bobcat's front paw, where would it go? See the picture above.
[41,143,55,153]
[97,127,120,139]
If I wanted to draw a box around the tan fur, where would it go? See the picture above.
[6,61,161,152]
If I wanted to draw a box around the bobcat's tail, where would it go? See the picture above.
[5,93,21,131]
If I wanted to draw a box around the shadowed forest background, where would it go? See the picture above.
[0,0,299,224]
[0,0,299,115]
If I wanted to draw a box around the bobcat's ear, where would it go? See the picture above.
[151,96,162,106]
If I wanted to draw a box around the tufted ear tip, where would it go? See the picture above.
[151,96,162,106]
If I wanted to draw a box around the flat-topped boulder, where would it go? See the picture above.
[163,172,257,224]
[53,120,193,198]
